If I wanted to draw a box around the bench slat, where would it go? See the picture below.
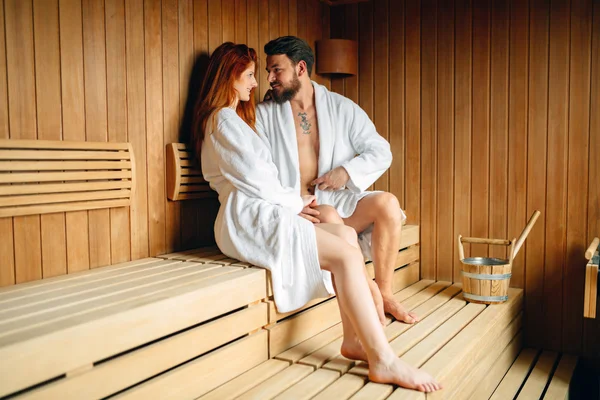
[0,160,132,171]
[516,350,559,400]
[0,149,131,160]
[0,267,266,397]
[199,359,291,400]
[19,304,268,400]
[0,139,129,150]
[0,180,131,196]
[543,354,578,399]
[274,369,340,400]
[489,348,539,400]
[235,364,315,400]
[312,373,367,400]
[0,198,130,218]
[115,330,269,400]
[0,170,131,183]
[0,189,131,207]
[349,382,394,400]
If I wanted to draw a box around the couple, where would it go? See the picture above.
[192,37,441,392]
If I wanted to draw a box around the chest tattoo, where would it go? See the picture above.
[298,112,312,135]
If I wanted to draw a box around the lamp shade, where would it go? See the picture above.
[315,39,358,75]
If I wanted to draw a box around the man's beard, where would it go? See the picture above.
[271,73,301,104]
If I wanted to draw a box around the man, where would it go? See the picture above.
[256,36,418,324]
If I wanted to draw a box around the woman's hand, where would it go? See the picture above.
[299,195,320,223]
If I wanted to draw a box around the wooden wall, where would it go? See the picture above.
[330,0,599,354]
[0,0,330,285]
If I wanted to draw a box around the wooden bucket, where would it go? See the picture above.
[458,211,541,305]
[457,237,515,304]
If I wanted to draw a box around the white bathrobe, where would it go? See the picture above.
[256,81,406,258]
[201,108,334,312]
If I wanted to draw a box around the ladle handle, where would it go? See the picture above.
[512,210,541,258]
[457,235,512,261]
[586,237,599,260]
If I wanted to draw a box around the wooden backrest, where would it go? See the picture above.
[0,139,134,217]
[166,143,216,201]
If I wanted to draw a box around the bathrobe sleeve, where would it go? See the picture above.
[211,118,304,214]
[340,102,393,192]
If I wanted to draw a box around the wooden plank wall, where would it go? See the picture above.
[330,0,599,354]
[0,0,330,284]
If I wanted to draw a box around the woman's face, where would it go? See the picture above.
[233,62,258,102]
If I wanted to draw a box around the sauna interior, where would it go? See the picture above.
[0,0,598,398]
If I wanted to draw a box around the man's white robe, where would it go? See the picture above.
[256,81,406,257]
[202,108,334,313]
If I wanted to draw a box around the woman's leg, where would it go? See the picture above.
[314,224,441,392]
[315,207,386,326]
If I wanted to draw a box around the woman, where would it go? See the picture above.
[191,42,441,393]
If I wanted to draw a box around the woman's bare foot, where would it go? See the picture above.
[369,354,442,393]
[340,336,368,362]
[383,295,419,324]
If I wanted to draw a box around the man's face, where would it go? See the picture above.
[266,54,302,104]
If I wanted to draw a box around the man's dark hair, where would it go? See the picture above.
[264,36,314,77]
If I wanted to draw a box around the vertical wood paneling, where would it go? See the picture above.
[420,0,437,279]
[83,0,111,269]
[126,0,149,260]
[526,0,549,347]
[488,0,509,261]
[388,0,405,207]
[372,0,389,192]
[5,0,42,283]
[34,0,68,279]
[583,0,600,360]
[470,0,490,258]
[60,0,90,273]
[145,0,166,256]
[563,0,592,354]
[0,0,14,283]
[269,0,279,40]
[0,0,8,135]
[258,0,269,99]
[106,0,131,264]
[297,0,306,41]
[222,0,235,43]
[358,1,373,117]
[404,0,420,226]
[162,0,181,253]
[288,0,297,36]
[543,0,570,351]
[343,4,359,103]
[235,0,247,43]
[435,0,454,281]
[507,0,529,289]
[194,0,208,54]
[329,6,345,95]
[208,0,222,53]
[453,0,472,281]
[247,0,259,102]
[279,0,288,35]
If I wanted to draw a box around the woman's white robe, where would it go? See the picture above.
[201,108,334,312]
[256,81,406,258]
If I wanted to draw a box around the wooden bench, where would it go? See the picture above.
[0,139,134,217]
[0,258,267,399]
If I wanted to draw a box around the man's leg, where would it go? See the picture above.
[343,192,419,324]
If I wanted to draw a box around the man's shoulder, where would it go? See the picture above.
[313,81,358,111]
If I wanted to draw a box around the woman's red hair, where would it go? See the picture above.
[191,42,258,158]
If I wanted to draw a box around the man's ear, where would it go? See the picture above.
[296,60,308,77]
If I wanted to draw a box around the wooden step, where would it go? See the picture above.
[490,349,578,400]
[215,282,523,400]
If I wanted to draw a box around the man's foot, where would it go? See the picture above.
[382,295,419,324]
[369,354,442,393]
[340,336,368,362]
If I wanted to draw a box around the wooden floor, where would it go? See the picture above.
[201,281,525,400]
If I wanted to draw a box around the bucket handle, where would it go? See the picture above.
[458,236,513,260]
[512,210,541,258]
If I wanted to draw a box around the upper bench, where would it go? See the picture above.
[0,139,134,217]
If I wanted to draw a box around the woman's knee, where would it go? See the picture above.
[316,205,344,224]
[330,245,364,275]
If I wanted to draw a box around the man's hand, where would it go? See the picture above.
[311,166,350,191]
[263,89,273,102]
[299,195,320,223]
